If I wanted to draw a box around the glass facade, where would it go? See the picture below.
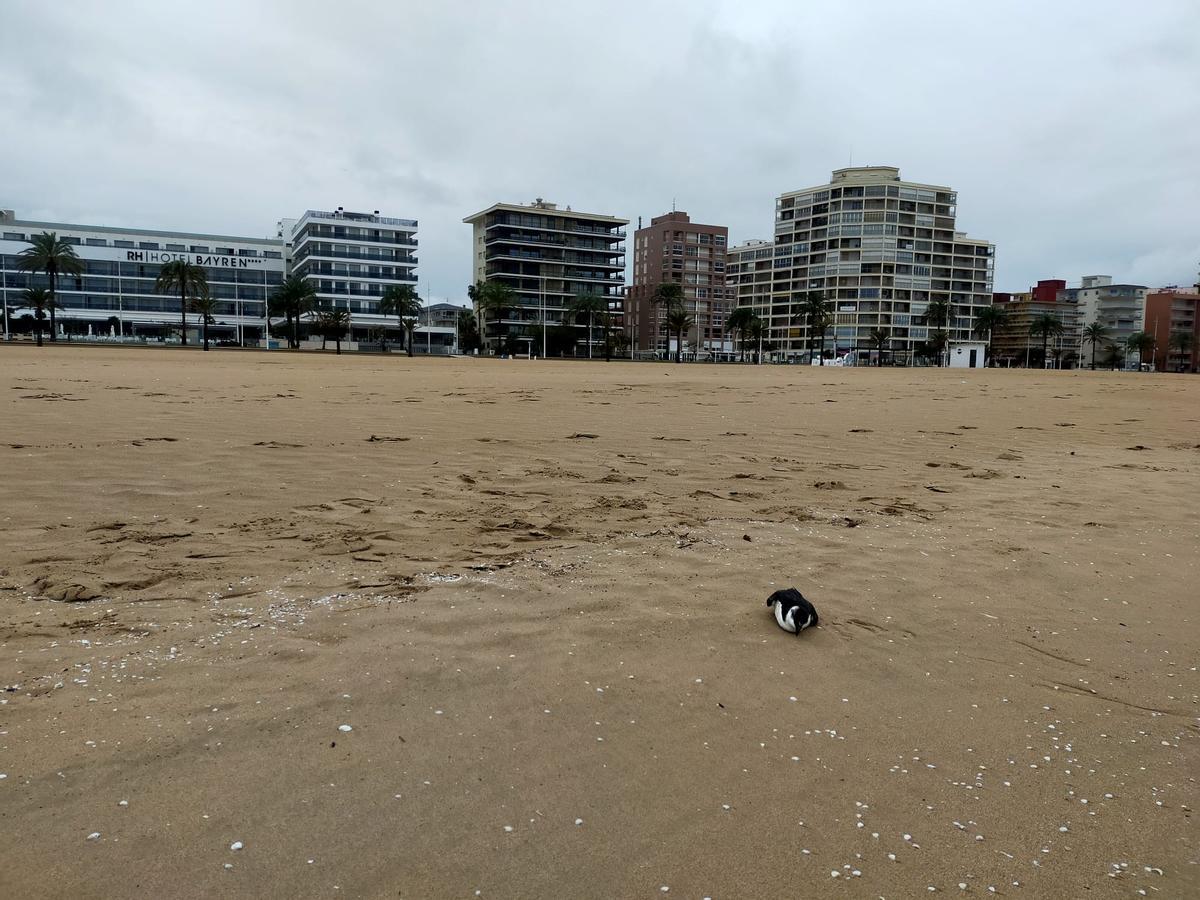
[1,224,284,341]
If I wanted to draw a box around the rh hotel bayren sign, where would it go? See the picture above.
[125,250,265,268]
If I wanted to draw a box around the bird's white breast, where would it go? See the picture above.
[773,601,798,633]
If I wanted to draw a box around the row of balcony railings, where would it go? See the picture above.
[303,210,417,228]
[485,233,625,253]
[294,246,416,264]
[487,216,626,238]
[299,228,417,247]
[485,248,624,266]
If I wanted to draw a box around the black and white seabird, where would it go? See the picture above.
[766,588,819,635]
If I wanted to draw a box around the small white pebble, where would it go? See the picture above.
[224,863,233,870]
[118,800,128,807]
[86,832,101,841]
[503,826,513,833]
[1058,826,1068,833]
[888,853,897,861]
[831,871,840,878]
[338,725,352,733]
[851,869,861,877]
[904,833,913,841]
[959,884,968,891]
[575,818,583,826]
[230,841,243,851]
[660,887,669,893]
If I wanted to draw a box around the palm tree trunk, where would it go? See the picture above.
[179,283,188,346]
[1091,343,1096,371]
[335,336,341,355]
[407,327,414,357]
[48,269,58,342]
[35,317,43,347]
[203,319,209,351]
[588,312,593,360]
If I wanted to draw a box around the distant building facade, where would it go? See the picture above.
[278,208,419,337]
[726,240,774,355]
[1,208,284,343]
[1144,287,1199,372]
[1060,275,1148,355]
[628,211,729,358]
[991,281,1082,367]
[767,166,995,362]
[2,206,420,345]
[463,200,627,356]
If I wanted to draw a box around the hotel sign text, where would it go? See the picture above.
[125,250,264,268]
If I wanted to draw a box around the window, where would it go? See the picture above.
[139,241,160,250]
[190,245,210,253]
[165,243,185,251]
[216,247,235,255]
[114,240,134,248]
[86,238,108,246]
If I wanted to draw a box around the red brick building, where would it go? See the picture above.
[628,212,729,358]
[1144,288,1199,372]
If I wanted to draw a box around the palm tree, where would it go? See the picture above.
[923,298,953,367]
[867,327,890,366]
[1168,331,1195,372]
[457,308,480,354]
[570,291,608,359]
[379,285,423,356]
[314,306,351,354]
[792,292,832,365]
[1028,313,1065,369]
[154,260,209,347]
[469,280,516,354]
[725,306,758,363]
[269,275,318,349]
[20,287,52,347]
[1102,341,1125,371]
[1082,322,1110,370]
[651,282,686,362]
[745,315,767,364]
[190,294,220,351]
[16,232,84,343]
[1125,331,1155,370]
[972,304,1007,366]
[664,306,694,364]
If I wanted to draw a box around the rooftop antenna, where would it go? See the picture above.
[672,197,676,212]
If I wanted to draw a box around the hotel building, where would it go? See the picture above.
[627,211,729,358]
[463,200,627,356]
[766,166,995,362]
[1,206,424,347]
[1,208,285,343]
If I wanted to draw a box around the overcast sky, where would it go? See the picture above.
[2,1,1197,299]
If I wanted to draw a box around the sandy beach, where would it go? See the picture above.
[1,346,1196,899]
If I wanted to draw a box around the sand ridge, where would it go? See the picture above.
[0,347,1197,898]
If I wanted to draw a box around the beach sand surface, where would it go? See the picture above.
[0,347,1197,898]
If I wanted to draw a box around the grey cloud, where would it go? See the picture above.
[1,0,1197,300]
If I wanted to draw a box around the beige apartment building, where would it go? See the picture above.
[765,166,995,363]
[463,199,627,356]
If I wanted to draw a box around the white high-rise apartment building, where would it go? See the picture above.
[726,239,774,323]
[1060,275,1148,350]
[278,208,419,329]
[766,166,995,362]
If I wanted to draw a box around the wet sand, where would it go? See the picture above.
[1,346,1197,898]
